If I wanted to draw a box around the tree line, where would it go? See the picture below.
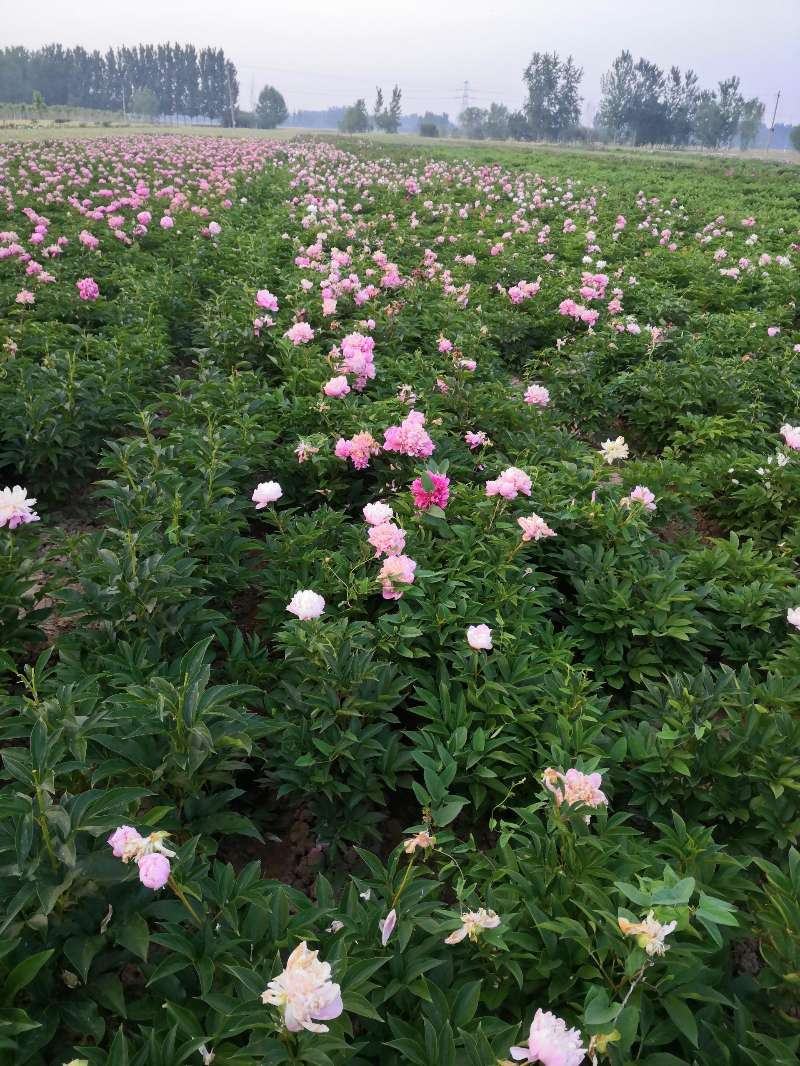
[0,44,239,121]
[459,50,774,149]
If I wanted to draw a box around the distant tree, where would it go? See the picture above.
[373,86,384,126]
[694,77,746,147]
[339,98,371,133]
[386,85,402,133]
[664,66,699,145]
[484,102,509,139]
[738,97,765,149]
[256,84,287,128]
[507,109,532,140]
[31,89,46,118]
[597,49,635,140]
[523,51,582,140]
[130,87,159,119]
[235,108,258,128]
[458,106,487,139]
[791,126,800,151]
[419,119,439,137]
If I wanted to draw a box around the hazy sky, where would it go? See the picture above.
[4,0,799,123]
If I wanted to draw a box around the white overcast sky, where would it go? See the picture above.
[4,0,799,122]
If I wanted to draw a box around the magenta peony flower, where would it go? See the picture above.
[76,277,99,301]
[410,472,450,511]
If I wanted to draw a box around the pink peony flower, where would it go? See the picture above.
[261,941,343,1034]
[378,555,417,600]
[76,277,99,301]
[335,432,381,470]
[466,624,492,650]
[15,289,35,304]
[780,424,800,450]
[485,467,532,500]
[621,485,656,511]
[509,1009,586,1066]
[367,521,406,558]
[137,852,171,890]
[518,514,556,542]
[252,481,283,508]
[465,430,488,450]
[410,472,450,511]
[787,606,800,630]
[383,410,435,459]
[767,326,781,337]
[438,337,453,353]
[284,322,314,345]
[256,289,279,312]
[0,486,39,529]
[159,215,174,229]
[323,375,350,398]
[107,825,143,859]
[286,590,325,620]
[363,501,394,525]
[524,384,550,407]
[543,767,607,811]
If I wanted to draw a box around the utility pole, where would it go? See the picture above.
[226,64,236,127]
[767,90,781,150]
[121,82,126,121]
[461,80,470,113]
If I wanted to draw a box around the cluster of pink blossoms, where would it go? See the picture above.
[383,410,436,458]
[108,826,174,889]
[410,472,450,511]
[362,502,416,598]
[335,431,381,470]
[486,466,532,500]
[0,485,39,529]
[337,332,376,391]
[507,278,541,303]
[543,767,608,812]
[559,298,599,327]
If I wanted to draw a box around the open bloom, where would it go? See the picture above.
[0,485,39,529]
[261,941,343,1034]
[284,322,314,345]
[255,289,279,312]
[335,431,381,470]
[363,501,394,525]
[252,481,283,508]
[621,485,656,511]
[618,911,677,956]
[486,467,532,500]
[599,436,629,464]
[323,375,350,398]
[368,521,406,558]
[410,472,450,510]
[518,514,556,542]
[510,1009,586,1066]
[444,908,501,944]
[383,410,436,458]
[787,607,800,629]
[403,831,435,853]
[76,277,99,301]
[378,555,417,600]
[466,624,493,650]
[780,424,800,450]
[465,430,488,450]
[286,590,325,620]
[524,384,550,407]
[543,768,607,811]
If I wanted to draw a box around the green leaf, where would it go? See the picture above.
[115,913,150,961]
[664,996,698,1048]
[0,950,53,1005]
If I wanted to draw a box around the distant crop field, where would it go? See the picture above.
[1,132,800,1065]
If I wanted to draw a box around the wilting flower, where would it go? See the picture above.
[403,831,435,853]
[543,768,608,811]
[509,1009,586,1066]
[621,485,656,511]
[618,911,677,956]
[326,920,344,934]
[286,590,325,620]
[410,472,450,510]
[378,555,417,600]
[444,908,501,944]
[363,501,394,525]
[261,941,343,1033]
[252,481,283,508]
[524,384,550,407]
[0,485,39,529]
[786,606,800,629]
[107,827,175,890]
[780,424,800,450]
[465,430,488,450]
[486,466,532,500]
[466,624,493,650]
[295,442,319,463]
[599,436,629,464]
[379,908,397,946]
[76,277,100,301]
[518,514,556,542]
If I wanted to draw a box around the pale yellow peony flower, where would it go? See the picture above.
[261,941,343,1033]
[444,907,501,944]
[618,911,677,956]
